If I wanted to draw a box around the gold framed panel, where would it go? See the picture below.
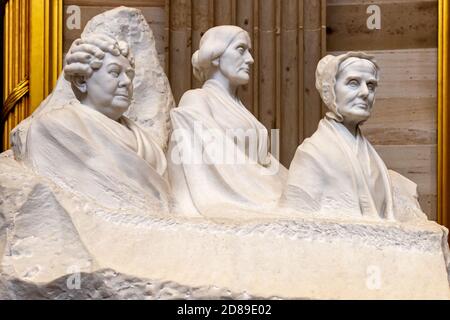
[29,0,63,113]
[1,0,62,150]
[2,0,30,149]
[1,0,449,228]
[438,0,449,228]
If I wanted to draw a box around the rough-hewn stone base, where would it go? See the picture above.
[68,212,450,299]
[1,151,449,299]
[0,270,269,300]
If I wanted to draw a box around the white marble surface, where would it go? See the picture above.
[1,148,448,299]
[169,26,287,217]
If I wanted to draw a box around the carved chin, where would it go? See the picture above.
[352,112,371,122]
[234,74,250,86]
[112,97,131,110]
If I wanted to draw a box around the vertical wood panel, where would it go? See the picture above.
[236,0,254,111]
[320,0,327,118]
[303,0,325,139]
[275,0,281,131]
[258,0,277,130]
[191,0,213,88]
[280,0,298,164]
[169,0,192,103]
[214,0,233,25]
[298,1,305,143]
[252,0,259,117]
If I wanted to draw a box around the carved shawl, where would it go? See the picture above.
[25,100,171,213]
[281,118,426,221]
[168,79,287,217]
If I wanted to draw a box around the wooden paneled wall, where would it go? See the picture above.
[327,0,439,220]
[167,0,327,165]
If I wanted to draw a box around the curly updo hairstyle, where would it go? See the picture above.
[64,34,135,85]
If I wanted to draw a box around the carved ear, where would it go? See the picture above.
[72,75,87,93]
[211,57,220,68]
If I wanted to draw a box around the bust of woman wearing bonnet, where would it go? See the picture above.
[280,52,427,222]
[168,25,287,218]
[24,34,171,213]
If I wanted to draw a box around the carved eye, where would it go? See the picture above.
[348,79,359,87]
[237,46,245,54]
[367,82,376,92]
[110,70,120,78]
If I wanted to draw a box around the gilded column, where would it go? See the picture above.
[438,0,449,228]
[2,0,29,150]
[2,0,62,151]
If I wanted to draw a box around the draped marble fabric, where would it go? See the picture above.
[12,6,174,159]
[281,117,426,221]
[7,7,175,215]
[169,80,288,217]
[25,100,171,213]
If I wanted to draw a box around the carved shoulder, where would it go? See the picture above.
[176,89,213,116]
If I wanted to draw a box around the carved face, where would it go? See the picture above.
[217,32,254,86]
[84,52,135,120]
[334,59,378,125]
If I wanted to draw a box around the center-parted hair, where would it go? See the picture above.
[192,25,251,84]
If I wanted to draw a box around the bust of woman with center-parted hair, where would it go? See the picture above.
[24,34,171,213]
[168,25,288,218]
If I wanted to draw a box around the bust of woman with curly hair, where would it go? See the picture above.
[24,34,171,213]
[64,34,136,121]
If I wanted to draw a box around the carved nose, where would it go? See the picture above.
[246,52,254,65]
[359,82,369,97]
[119,73,132,87]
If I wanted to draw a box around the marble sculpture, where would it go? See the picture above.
[0,7,448,300]
[280,52,427,222]
[169,25,287,218]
